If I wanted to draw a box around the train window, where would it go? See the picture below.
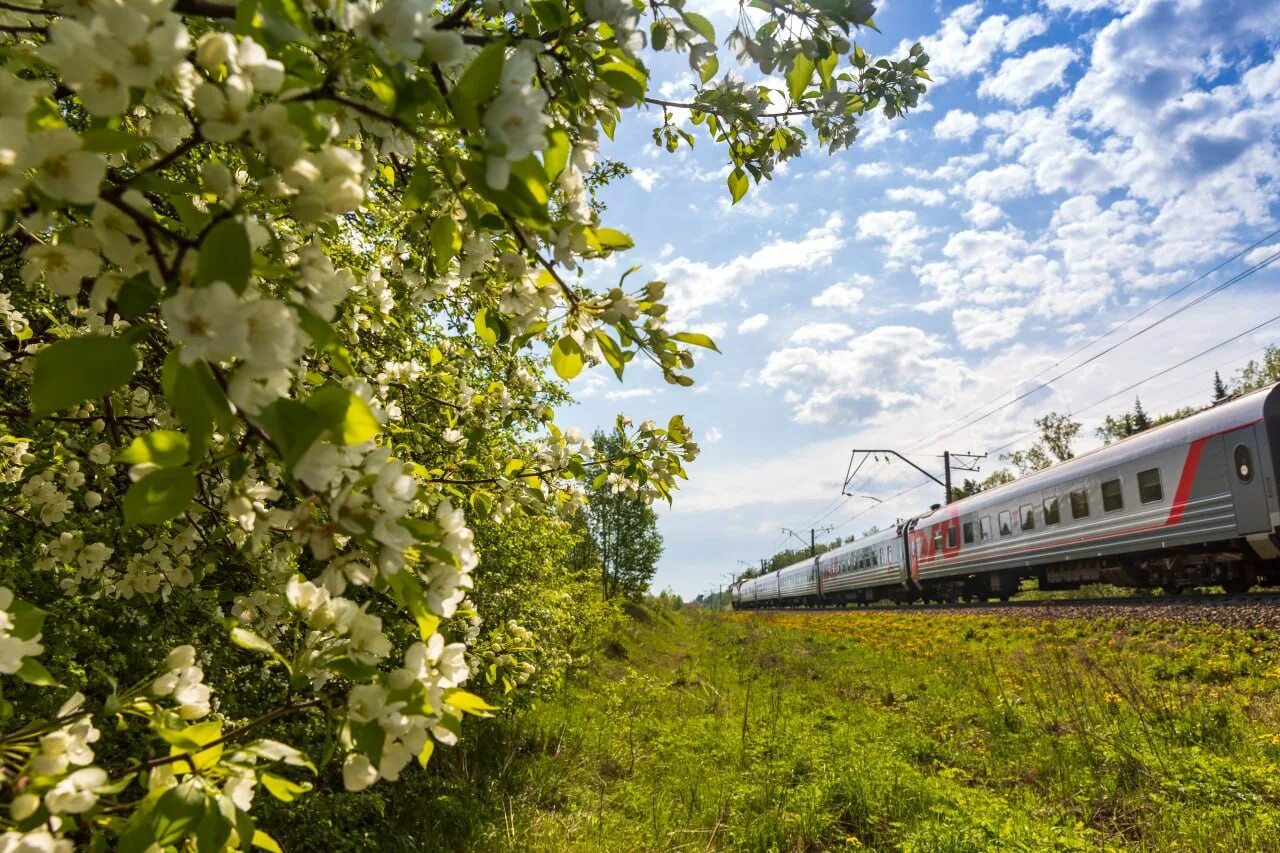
[946,525,958,548]
[1020,504,1035,531]
[963,521,975,544]
[932,528,943,552]
[1043,496,1061,525]
[1235,444,1254,483]
[1137,468,1163,503]
[980,516,993,541]
[998,510,1012,536]
[1101,478,1124,512]
[1070,488,1090,519]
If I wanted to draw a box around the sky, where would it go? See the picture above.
[560,0,1280,599]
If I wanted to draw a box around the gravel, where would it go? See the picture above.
[807,594,1280,630]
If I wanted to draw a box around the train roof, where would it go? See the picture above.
[921,382,1280,523]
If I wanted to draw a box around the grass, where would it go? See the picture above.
[409,604,1280,851]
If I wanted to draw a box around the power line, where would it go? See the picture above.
[905,233,1280,453]
[987,311,1280,458]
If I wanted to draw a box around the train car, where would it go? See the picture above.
[732,383,1280,609]
[814,527,908,605]
[904,383,1280,600]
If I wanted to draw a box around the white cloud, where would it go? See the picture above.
[605,387,660,400]
[737,313,769,334]
[855,209,931,267]
[952,306,1027,349]
[933,109,981,140]
[886,186,948,206]
[978,46,1077,105]
[965,200,1004,227]
[963,164,1033,200]
[901,3,1047,83]
[789,322,855,345]
[631,167,660,191]
[811,276,871,313]
[654,213,845,325]
[855,162,893,178]
[702,427,723,445]
[759,325,964,423]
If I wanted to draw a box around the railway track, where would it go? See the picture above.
[745,590,1280,629]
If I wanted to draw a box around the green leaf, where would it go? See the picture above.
[253,399,325,470]
[429,215,461,268]
[474,308,505,346]
[594,228,634,250]
[260,772,311,803]
[787,54,814,101]
[116,431,190,468]
[123,467,196,527]
[195,219,252,294]
[195,806,233,853]
[650,20,668,50]
[681,11,715,41]
[152,781,208,846]
[727,168,749,204]
[304,385,380,446]
[162,353,233,461]
[670,332,721,352]
[16,657,58,687]
[116,273,160,321]
[593,330,626,380]
[7,598,46,639]
[31,335,138,418]
[699,52,719,84]
[550,336,585,380]
[252,830,284,853]
[543,128,571,181]
[449,42,505,130]
[230,627,276,657]
[403,163,436,210]
[417,737,435,769]
[442,688,498,716]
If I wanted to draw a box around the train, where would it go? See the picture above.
[731,382,1280,609]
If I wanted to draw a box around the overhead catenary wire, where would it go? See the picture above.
[904,234,1280,453]
[987,310,1280,458]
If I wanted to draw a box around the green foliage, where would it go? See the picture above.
[408,610,1280,850]
[577,429,665,599]
[1001,412,1081,476]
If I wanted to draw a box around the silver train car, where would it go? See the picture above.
[731,383,1280,609]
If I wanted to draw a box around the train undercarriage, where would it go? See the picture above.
[734,541,1280,609]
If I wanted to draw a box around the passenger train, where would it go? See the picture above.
[731,383,1280,608]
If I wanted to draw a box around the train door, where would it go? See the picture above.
[1226,425,1269,534]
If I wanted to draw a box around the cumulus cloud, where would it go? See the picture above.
[702,427,723,445]
[886,186,948,206]
[933,109,981,140]
[737,313,769,334]
[811,276,871,313]
[855,162,893,178]
[978,46,1077,105]
[900,3,1047,83]
[855,210,931,268]
[654,213,845,325]
[963,164,1033,200]
[631,167,660,191]
[758,325,966,423]
[789,322,855,345]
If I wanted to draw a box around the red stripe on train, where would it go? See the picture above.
[1165,436,1207,526]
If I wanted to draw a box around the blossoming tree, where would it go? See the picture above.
[0,0,926,847]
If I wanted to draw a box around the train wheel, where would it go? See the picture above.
[1222,577,1253,595]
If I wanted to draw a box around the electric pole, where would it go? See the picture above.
[782,525,834,557]
[938,451,987,503]
[845,449,987,506]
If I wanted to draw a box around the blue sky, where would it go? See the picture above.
[561,0,1280,598]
